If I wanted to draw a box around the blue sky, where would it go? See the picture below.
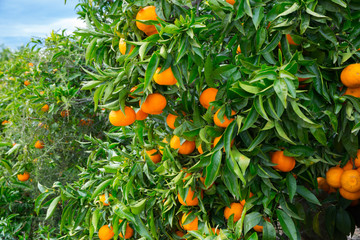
[0,0,85,49]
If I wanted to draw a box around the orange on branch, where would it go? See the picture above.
[99,194,112,206]
[199,88,218,109]
[213,109,235,128]
[136,6,159,36]
[136,109,148,121]
[119,220,134,239]
[224,202,243,222]
[166,113,178,129]
[326,167,344,188]
[178,187,199,206]
[146,149,162,164]
[153,67,177,85]
[140,93,167,114]
[340,170,360,193]
[170,135,195,155]
[270,151,296,172]
[109,107,136,126]
[98,225,114,240]
[341,63,360,88]
[181,212,198,231]
[119,38,134,55]
[34,140,44,149]
[17,171,30,182]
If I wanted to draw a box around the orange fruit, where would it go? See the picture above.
[317,177,330,192]
[211,228,220,235]
[159,138,168,155]
[98,225,114,240]
[286,34,298,46]
[60,110,70,117]
[153,67,177,85]
[354,150,360,167]
[226,0,235,4]
[166,113,178,129]
[109,107,136,126]
[136,6,159,36]
[342,159,354,170]
[197,144,204,154]
[39,91,44,95]
[24,80,30,86]
[170,135,195,155]
[140,93,167,114]
[236,46,241,54]
[341,64,360,88]
[326,167,344,188]
[136,109,148,121]
[253,218,271,232]
[119,219,134,239]
[146,149,162,164]
[99,194,112,206]
[214,109,235,128]
[199,88,218,109]
[34,140,44,149]
[345,87,360,98]
[178,187,199,206]
[181,212,198,231]
[224,202,243,222]
[270,151,296,172]
[339,188,360,200]
[17,171,30,182]
[119,38,134,55]
[28,63,34,67]
[41,104,49,112]
[2,120,9,125]
[340,170,360,193]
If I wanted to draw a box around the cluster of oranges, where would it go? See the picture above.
[317,150,360,201]
[97,194,134,240]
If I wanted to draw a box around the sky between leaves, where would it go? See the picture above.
[0,0,85,49]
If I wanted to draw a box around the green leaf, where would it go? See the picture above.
[205,54,215,87]
[310,128,327,146]
[92,208,100,232]
[263,221,276,240]
[240,105,259,132]
[35,192,52,215]
[330,0,347,8]
[91,179,112,200]
[85,37,98,64]
[130,198,147,215]
[274,78,287,108]
[274,121,295,145]
[144,53,160,91]
[289,100,316,125]
[252,7,264,30]
[205,150,222,188]
[46,196,61,220]
[274,3,299,20]
[286,173,297,203]
[276,209,298,240]
[296,185,321,206]
[244,212,262,234]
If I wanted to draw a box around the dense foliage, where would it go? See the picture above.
[1,0,360,239]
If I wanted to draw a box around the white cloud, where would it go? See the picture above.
[1,17,86,38]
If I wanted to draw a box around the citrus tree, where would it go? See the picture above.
[0,32,109,238]
[2,0,360,239]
